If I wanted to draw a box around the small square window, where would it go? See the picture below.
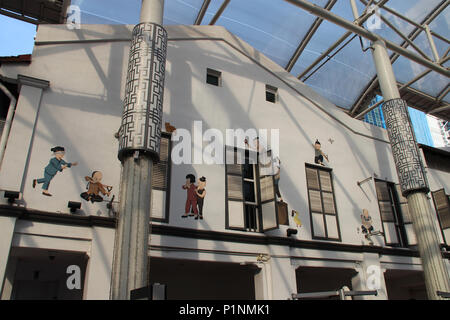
[266,85,277,103]
[206,68,221,86]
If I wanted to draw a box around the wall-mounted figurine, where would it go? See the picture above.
[80,171,113,203]
[182,174,198,218]
[33,146,78,197]
[313,139,329,166]
[165,122,177,134]
[273,155,283,202]
[360,208,383,245]
[292,210,303,228]
[196,176,206,220]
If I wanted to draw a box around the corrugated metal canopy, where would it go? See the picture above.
[2,0,449,120]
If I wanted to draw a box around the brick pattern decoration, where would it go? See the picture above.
[382,98,429,196]
[118,22,168,161]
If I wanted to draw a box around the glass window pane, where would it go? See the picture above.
[325,215,339,239]
[243,181,256,203]
[376,181,391,201]
[379,201,395,222]
[319,170,332,192]
[309,190,323,213]
[260,176,274,203]
[227,175,243,200]
[306,168,320,190]
[322,192,336,214]
[312,213,326,238]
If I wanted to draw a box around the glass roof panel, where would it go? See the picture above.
[60,0,449,114]
[303,37,377,109]
[199,0,328,68]
[73,0,205,25]
[290,0,371,78]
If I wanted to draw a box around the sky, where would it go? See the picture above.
[0,15,37,57]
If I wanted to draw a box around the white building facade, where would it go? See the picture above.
[0,24,449,300]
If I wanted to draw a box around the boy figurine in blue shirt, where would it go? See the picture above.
[33,146,78,196]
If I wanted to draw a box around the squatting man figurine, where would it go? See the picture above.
[80,171,113,203]
[313,140,329,166]
[33,146,78,196]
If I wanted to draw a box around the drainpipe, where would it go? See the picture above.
[0,81,17,169]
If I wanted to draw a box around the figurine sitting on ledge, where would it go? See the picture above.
[361,209,384,245]
[80,171,112,203]
[312,139,329,166]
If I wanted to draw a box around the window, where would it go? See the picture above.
[375,180,414,247]
[225,147,278,232]
[151,132,172,223]
[265,84,277,103]
[305,164,340,241]
[206,68,221,86]
[431,189,450,245]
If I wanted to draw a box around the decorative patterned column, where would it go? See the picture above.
[382,98,429,196]
[118,22,168,162]
[372,40,450,300]
[111,0,167,300]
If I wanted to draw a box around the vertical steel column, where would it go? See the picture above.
[372,40,450,300]
[111,0,167,300]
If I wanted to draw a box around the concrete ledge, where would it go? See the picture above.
[0,204,116,228]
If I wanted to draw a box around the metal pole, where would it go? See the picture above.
[111,0,167,300]
[425,24,441,62]
[194,0,211,25]
[285,0,450,78]
[372,40,450,300]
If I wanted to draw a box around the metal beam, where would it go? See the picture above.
[209,0,230,25]
[355,98,384,120]
[437,85,450,102]
[0,8,40,24]
[379,14,432,61]
[349,0,449,116]
[428,104,450,115]
[425,24,441,62]
[360,0,450,45]
[285,0,337,72]
[194,0,211,25]
[285,0,449,78]
[296,0,390,80]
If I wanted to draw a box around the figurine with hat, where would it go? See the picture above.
[33,146,78,196]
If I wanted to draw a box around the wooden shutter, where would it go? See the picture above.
[432,189,450,244]
[432,189,450,229]
[395,184,416,246]
[259,153,278,232]
[151,135,171,222]
[375,180,399,245]
[306,166,340,241]
[226,147,245,230]
[152,136,169,190]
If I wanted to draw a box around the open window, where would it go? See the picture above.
[375,180,413,247]
[394,184,417,246]
[151,132,172,223]
[225,147,278,232]
[431,189,450,245]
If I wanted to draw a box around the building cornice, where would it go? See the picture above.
[0,204,115,228]
[17,74,50,90]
